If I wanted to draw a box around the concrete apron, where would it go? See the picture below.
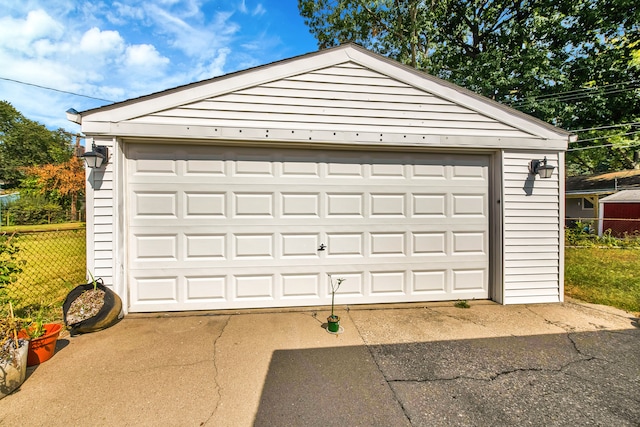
[0,300,637,426]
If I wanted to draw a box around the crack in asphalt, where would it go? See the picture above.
[385,355,601,384]
[201,315,230,427]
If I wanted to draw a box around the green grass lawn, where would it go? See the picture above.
[3,226,86,318]
[565,247,640,315]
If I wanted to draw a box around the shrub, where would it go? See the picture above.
[5,195,66,225]
[0,233,23,301]
[565,221,640,248]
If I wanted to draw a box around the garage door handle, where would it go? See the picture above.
[318,243,326,251]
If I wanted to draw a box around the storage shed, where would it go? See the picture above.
[598,189,640,237]
[69,44,572,313]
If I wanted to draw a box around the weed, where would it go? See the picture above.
[454,300,470,309]
[565,247,640,314]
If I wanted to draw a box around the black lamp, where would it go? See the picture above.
[81,144,108,169]
[529,156,554,179]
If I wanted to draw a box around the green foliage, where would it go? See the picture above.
[298,0,640,174]
[0,100,74,189]
[565,221,640,248]
[454,300,470,309]
[565,247,640,314]
[21,305,52,339]
[3,227,85,318]
[0,233,23,298]
[6,194,66,225]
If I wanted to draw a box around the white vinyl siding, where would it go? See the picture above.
[86,137,116,288]
[502,151,562,304]
[129,63,533,139]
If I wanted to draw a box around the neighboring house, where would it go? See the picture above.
[566,169,640,225]
[598,189,640,237]
[68,44,573,314]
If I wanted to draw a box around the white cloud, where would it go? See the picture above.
[239,0,248,14]
[105,2,145,25]
[253,4,266,16]
[125,44,170,68]
[194,47,231,80]
[0,0,308,131]
[80,27,125,55]
[0,9,64,53]
[143,5,239,61]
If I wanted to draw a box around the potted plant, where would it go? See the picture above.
[62,273,123,335]
[20,306,62,367]
[327,275,345,333]
[1,302,28,399]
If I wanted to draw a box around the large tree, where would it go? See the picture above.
[298,0,640,175]
[24,157,85,221]
[0,101,73,188]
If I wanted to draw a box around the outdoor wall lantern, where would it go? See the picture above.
[529,156,554,179]
[81,144,109,169]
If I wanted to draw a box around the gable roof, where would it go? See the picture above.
[600,189,640,203]
[74,43,572,149]
[566,169,640,194]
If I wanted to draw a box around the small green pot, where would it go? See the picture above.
[327,315,340,333]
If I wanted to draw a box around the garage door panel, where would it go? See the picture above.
[133,276,179,304]
[185,276,227,301]
[281,193,321,217]
[184,234,226,260]
[184,192,226,217]
[127,144,489,312]
[282,274,321,299]
[234,275,275,300]
[133,192,178,218]
[233,234,275,259]
[133,234,178,261]
[453,269,486,291]
[452,194,486,216]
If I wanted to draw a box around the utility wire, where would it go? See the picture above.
[514,79,638,102]
[0,76,116,103]
[568,140,640,152]
[506,80,639,107]
[570,122,640,132]
[570,130,640,144]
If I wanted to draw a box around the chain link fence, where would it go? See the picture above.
[600,218,640,238]
[566,217,640,238]
[0,226,86,312]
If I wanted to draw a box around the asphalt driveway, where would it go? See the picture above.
[1,299,638,426]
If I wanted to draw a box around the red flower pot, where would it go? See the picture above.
[20,323,62,367]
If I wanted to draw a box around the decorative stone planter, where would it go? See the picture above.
[0,342,28,400]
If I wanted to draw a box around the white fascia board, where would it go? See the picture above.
[342,47,571,144]
[83,122,568,150]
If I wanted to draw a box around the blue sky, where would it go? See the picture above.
[0,0,318,133]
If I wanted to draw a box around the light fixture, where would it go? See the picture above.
[529,156,554,179]
[81,144,108,169]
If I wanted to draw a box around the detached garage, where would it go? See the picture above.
[69,44,572,313]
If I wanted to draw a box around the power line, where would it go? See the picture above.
[570,130,640,144]
[0,76,116,103]
[570,122,640,132]
[506,80,640,107]
[567,140,640,152]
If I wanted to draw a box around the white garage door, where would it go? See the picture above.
[126,143,490,312]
